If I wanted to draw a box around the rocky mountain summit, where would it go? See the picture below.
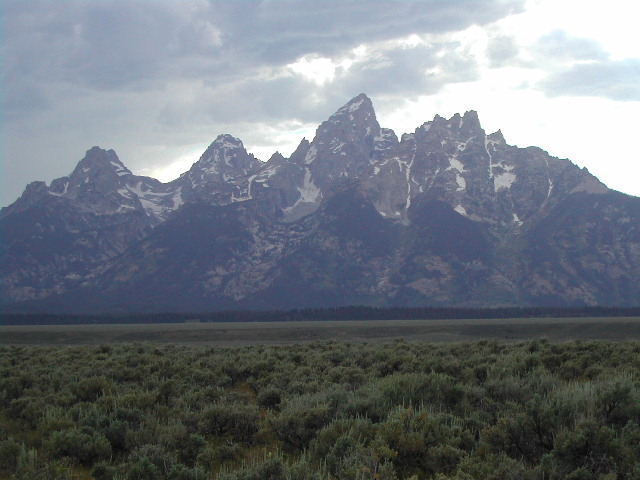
[2,94,639,312]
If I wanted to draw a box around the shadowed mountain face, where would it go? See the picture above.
[2,94,639,312]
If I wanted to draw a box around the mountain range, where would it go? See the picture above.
[2,94,639,313]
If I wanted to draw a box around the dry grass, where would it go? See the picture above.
[1,317,639,345]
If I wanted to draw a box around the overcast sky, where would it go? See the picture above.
[2,0,639,206]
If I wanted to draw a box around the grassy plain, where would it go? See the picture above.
[1,316,640,345]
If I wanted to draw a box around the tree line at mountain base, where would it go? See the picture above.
[1,339,639,479]
[2,305,640,325]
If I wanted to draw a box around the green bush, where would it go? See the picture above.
[199,403,260,443]
[92,462,117,480]
[46,427,111,466]
[0,437,21,473]
[71,376,113,402]
[271,396,333,450]
[256,388,281,410]
[552,421,620,477]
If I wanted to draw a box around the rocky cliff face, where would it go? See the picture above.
[2,94,638,312]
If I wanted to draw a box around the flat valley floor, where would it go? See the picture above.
[2,317,640,345]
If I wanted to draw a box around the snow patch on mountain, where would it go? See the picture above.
[48,181,69,197]
[297,168,321,203]
[485,135,495,178]
[304,145,318,164]
[259,167,278,179]
[331,140,347,154]
[456,139,471,151]
[172,189,184,209]
[446,156,466,191]
[448,158,465,172]
[282,168,322,221]
[454,205,468,216]
[332,95,367,120]
[124,181,181,220]
[245,175,258,199]
[117,187,132,198]
[403,153,416,211]
[111,161,131,176]
[348,97,365,112]
[544,157,555,201]
[494,172,517,191]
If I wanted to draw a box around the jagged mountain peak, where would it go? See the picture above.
[329,93,374,118]
[199,134,248,164]
[212,133,244,148]
[24,180,49,195]
[0,181,50,219]
[290,138,311,164]
[182,133,260,186]
[302,95,382,182]
[462,110,479,122]
[426,110,483,134]
[45,146,135,204]
[488,129,506,144]
[70,146,132,179]
[318,94,379,138]
[460,110,483,132]
[267,151,285,163]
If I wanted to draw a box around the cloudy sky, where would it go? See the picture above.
[2,0,639,206]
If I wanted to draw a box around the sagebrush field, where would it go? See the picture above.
[1,338,639,479]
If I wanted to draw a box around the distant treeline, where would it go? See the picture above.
[2,305,640,325]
